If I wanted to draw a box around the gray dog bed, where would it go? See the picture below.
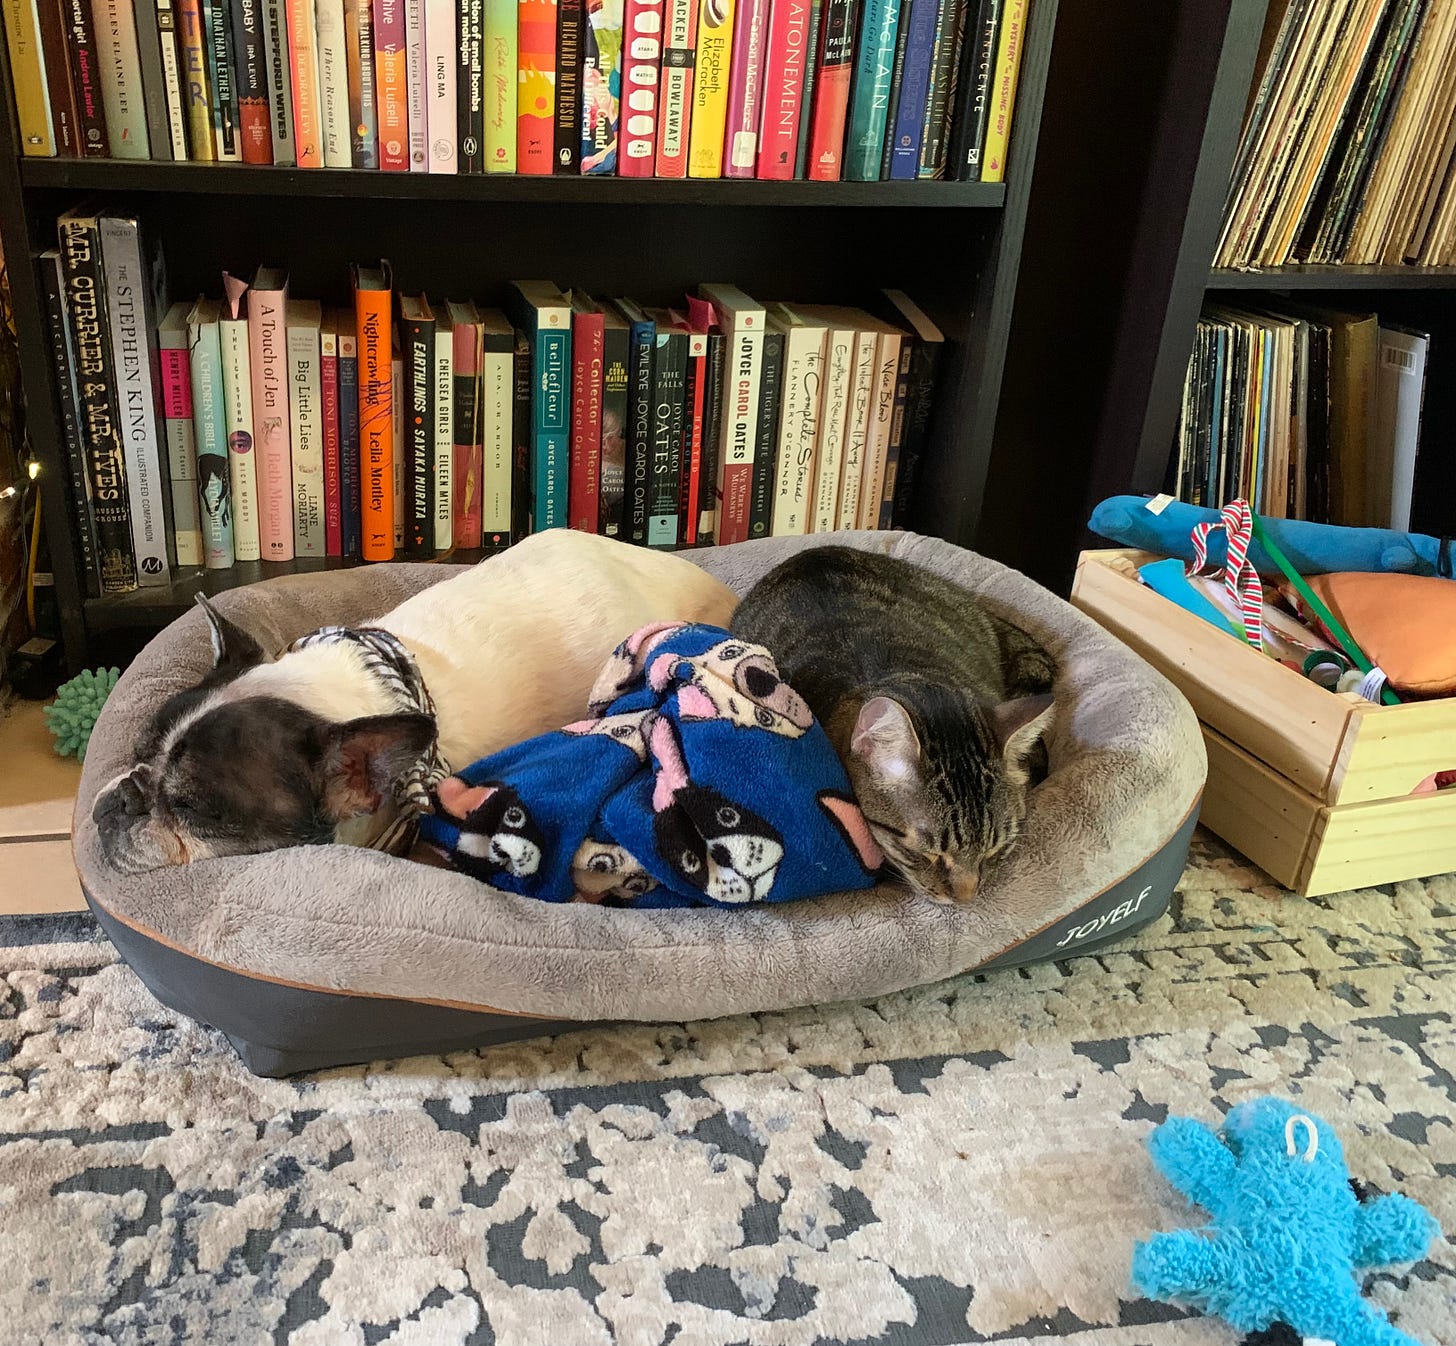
[74,532,1205,1076]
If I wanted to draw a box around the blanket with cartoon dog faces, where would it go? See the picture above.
[416,622,884,907]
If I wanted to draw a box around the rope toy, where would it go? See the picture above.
[44,667,120,761]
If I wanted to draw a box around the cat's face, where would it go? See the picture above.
[847,691,1054,905]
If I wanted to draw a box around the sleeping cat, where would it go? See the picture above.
[729,546,1056,905]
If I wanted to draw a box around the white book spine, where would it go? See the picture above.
[158,318,204,567]
[92,0,151,157]
[288,314,326,556]
[393,356,406,546]
[156,0,190,157]
[835,330,876,531]
[482,340,512,534]
[771,325,824,537]
[406,0,428,169]
[98,216,169,584]
[812,328,854,534]
[315,0,353,165]
[433,327,454,548]
[857,331,900,529]
[220,317,262,560]
[424,0,457,171]
[1375,329,1428,531]
[262,0,296,163]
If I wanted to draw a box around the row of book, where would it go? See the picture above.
[1170,301,1430,531]
[43,207,945,595]
[1217,0,1456,268]
[3,0,1031,182]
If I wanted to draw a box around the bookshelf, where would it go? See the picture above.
[1127,0,1456,536]
[0,2,1058,673]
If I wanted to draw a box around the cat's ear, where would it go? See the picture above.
[314,713,437,819]
[196,593,269,673]
[851,697,921,784]
[991,694,1055,782]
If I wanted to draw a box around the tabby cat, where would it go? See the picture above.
[729,547,1056,904]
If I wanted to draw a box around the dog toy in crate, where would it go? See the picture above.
[1132,1096,1440,1346]
[44,666,120,761]
[1090,496,1455,579]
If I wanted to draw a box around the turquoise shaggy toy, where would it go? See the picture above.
[1133,1098,1441,1346]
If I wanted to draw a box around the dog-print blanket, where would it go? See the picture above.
[416,622,883,907]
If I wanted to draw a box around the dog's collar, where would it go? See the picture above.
[288,624,450,851]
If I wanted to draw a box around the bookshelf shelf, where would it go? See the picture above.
[20,159,1009,209]
[1209,265,1456,290]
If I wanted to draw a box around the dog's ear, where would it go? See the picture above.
[314,713,437,819]
[196,594,269,673]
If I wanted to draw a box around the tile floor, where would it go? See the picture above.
[0,699,85,914]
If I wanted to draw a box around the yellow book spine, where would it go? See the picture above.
[687,0,735,178]
[3,0,55,155]
[979,0,1027,184]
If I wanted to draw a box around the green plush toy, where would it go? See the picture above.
[45,667,119,761]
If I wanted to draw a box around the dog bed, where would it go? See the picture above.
[74,532,1205,1076]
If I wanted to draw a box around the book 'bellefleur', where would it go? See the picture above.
[3,0,1031,183]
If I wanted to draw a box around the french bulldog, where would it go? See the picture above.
[93,529,738,872]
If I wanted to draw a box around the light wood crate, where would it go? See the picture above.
[1071,549,1456,896]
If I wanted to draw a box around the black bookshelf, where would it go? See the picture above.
[1210,264,1456,290]
[0,1,1059,671]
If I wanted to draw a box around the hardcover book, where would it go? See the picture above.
[643,309,689,547]
[321,311,343,555]
[698,282,764,545]
[723,0,769,177]
[747,324,782,536]
[581,0,622,172]
[507,281,572,530]
[655,0,697,175]
[186,298,235,569]
[399,294,436,555]
[247,266,294,560]
[482,309,518,543]
[697,327,725,542]
[619,0,664,175]
[287,300,327,556]
[517,0,559,173]
[757,0,813,179]
[569,296,605,531]
[156,299,206,568]
[98,212,170,584]
[392,353,405,546]
[353,261,395,560]
[687,0,734,176]
[58,208,134,591]
[800,308,854,531]
[614,297,655,543]
[843,0,901,180]
[677,320,708,540]
[338,317,362,555]
[858,320,903,525]
[764,304,826,535]
[598,305,630,537]
[219,272,261,561]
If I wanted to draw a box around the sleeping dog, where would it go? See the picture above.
[92,530,738,872]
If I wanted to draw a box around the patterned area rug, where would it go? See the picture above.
[2,831,1453,1346]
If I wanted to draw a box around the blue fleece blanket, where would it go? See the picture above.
[417,622,884,907]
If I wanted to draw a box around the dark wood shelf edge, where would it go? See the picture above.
[20,158,1009,208]
[1209,264,1456,289]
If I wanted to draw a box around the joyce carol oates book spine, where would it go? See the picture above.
[598,304,630,537]
[722,0,769,177]
[247,266,294,559]
[448,300,482,547]
[843,0,902,181]
[508,281,572,531]
[338,318,362,555]
[805,0,858,179]
[643,310,688,547]
[580,0,622,173]
[354,262,396,561]
[614,298,655,544]
[64,0,112,155]
[373,0,410,168]
[219,272,262,561]
[619,0,664,175]
[287,300,326,556]
[186,299,235,569]
[39,250,101,593]
[481,308,516,545]
[432,306,453,549]
[757,0,813,179]
[399,294,436,556]
[321,311,343,556]
[570,295,605,532]
[517,0,559,174]
[553,0,583,171]
[698,282,764,546]
[156,299,205,567]
[747,324,782,537]
[345,0,378,165]
[264,0,297,161]
[4,0,56,155]
[655,0,696,175]
[231,0,273,161]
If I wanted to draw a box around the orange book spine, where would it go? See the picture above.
[517,0,558,173]
[355,273,395,560]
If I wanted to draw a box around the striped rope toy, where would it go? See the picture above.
[1189,499,1264,649]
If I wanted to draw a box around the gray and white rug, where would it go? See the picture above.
[2,832,1453,1346]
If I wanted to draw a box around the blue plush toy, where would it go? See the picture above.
[1132,1097,1441,1346]
[1090,496,1454,579]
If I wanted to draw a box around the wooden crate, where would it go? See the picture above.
[1071,549,1456,895]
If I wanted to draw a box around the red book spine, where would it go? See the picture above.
[452,317,482,547]
[681,329,707,543]
[569,308,604,531]
[654,0,696,176]
[806,0,855,180]
[619,0,664,175]
[516,0,558,174]
[756,0,809,178]
[321,331,342,556]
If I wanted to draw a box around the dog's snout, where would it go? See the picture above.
[95,771,151,825]
[92,787,123,823]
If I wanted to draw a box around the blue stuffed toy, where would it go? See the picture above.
[1090,496,1454,579]
[1132,1097,1441,1346]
